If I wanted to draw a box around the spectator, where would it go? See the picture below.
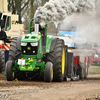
[0,27,11,43]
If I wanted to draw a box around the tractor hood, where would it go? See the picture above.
[21,33,41,43]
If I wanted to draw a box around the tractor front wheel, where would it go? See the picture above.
[6,60,14,81]
[44,62,53,82]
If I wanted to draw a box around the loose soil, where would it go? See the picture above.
[0,73,100,100]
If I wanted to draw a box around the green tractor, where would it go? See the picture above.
[6,19,66,82]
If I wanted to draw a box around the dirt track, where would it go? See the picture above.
[0,74,100,100]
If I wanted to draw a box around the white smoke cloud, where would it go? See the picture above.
[75,1,100,44]
[58,1,100,46]
[34,0,98,27]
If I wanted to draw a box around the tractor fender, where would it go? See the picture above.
[50,37,58,52]
[17,36,22,50]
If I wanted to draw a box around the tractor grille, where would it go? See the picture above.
[21,43,38,55]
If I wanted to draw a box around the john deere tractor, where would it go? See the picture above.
[6,19,66,82]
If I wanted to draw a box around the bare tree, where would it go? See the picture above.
[8,0,51,30]
[8,0,29,24]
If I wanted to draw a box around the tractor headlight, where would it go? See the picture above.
[31,42,38,46]
[21,42,27,46]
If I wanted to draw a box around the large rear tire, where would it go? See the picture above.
[0,49,4,73]
[47,39,65,82]
[44,62,53,82]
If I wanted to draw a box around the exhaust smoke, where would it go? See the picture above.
[34,0,99,27]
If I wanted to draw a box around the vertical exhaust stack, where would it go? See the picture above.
[35,24,39,34]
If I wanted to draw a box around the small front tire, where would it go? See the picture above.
[44,62,53,82]
[6,60,14,81]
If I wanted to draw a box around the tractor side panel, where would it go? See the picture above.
[67,52,73,78]
[17,36,22,50]
[46,36,57,53]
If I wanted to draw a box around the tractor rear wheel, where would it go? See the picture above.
[0,49,4,73]
[6,60,14,81]
[44,62,53,82]
[47,39,65,82]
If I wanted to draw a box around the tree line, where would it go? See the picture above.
[8,0,49,30]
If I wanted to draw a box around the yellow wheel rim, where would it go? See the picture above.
[51,68,53,79]
[62,48,65,74]
[12,67,14,77]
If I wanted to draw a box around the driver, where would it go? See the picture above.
[39,24,45,36]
